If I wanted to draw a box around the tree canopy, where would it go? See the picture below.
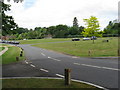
[82,16,101,37]
[1,1,18,36]
[103,21,119,35]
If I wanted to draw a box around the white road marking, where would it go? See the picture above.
[48,56,61,61]
[56,74,64,78]
[48,56,51,58]
[40,69,49,72]
[102,67,119,71]
[74,63,81,65]
[41,53,46,56]
[81,64,101,68]
[71,79,108,90]
[30,64,35,68]
[72,56,78,58]
[74,63,119,71]
[25,61,29,64]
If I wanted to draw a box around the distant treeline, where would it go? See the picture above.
[7,25,84,40]
[7,22,119,40]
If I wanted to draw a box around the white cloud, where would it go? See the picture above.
[5,0,119,30]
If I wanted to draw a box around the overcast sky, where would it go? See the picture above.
[5,0,119,30]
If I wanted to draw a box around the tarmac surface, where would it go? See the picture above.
[2,44,119,89]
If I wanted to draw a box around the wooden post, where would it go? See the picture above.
[16,57,19,61]
[118,49,120,56]
[64,69,71,85]
[88,50,91,56]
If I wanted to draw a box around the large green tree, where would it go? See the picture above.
[82,16,101,43]
[103,21,119,36]
[73,17,79,28]
[1,1,18,36]
[55,25,69,38]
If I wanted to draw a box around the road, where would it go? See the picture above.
[3,44,119,89]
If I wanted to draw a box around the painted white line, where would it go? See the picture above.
[30,64,35,68]
[72,56,78,58]
[48,56,61,61]
[81,64,101,69]
[41,53,46,56]
[25,61,28,64]
[40,69,49,72]
[74,63,81,65]
[51,58,61,61]
[74,63,119,71]
[26,62,28,64]
[71,79,108,90]
[102,67,119,71]
[56,74,64,78]
[48,56,51,58]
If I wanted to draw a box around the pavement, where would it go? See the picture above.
[2,44,119,89]
[0,46,8,56]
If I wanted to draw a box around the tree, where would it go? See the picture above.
[82,16,101,43]
[103,21,118,35]
[72,17,79,35]
[54,25,69,38]
[73,17,79,28]
[1,1,18,36]
[79,26,84,35]
[69,26,79,35]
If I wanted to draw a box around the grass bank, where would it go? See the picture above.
[1,45,25,64]
[33,37,118,57]
[19,38,71,44]
[0,47,5,51]
[2,78,100,89]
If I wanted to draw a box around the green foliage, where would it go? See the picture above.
[103,21,119,35]
[82,16,101,37]
[3,78,98,88]
[1,1,18,36]
[73,17,79,27]
[54,25,69,38]
[69,26,79,35]
[2,45,25,64]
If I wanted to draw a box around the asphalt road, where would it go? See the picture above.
[3,44,119,89]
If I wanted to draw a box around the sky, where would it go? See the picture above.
[5,0,119,30]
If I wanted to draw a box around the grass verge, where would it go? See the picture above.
[2,78,101,89]
[1,45,25,64]
[0,47,5,52]
[18,38,71,44]
[32,37,118,57]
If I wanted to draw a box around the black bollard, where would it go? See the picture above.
[20,53,22,57]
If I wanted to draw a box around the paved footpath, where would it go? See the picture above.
[0,46,8,56]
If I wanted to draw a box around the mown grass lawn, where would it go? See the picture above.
[1,45,25,64]
[18,38,71,44]
[2,78,100,89]
[33,37,118,57]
